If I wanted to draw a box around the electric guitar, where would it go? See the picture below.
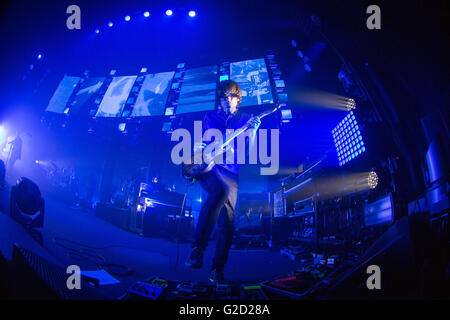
[181,104,281,179]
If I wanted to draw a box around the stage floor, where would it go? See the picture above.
[33,197,307,298]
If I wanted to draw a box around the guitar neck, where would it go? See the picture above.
[222,105,280,147]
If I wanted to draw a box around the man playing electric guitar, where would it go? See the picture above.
[185,80,261,284]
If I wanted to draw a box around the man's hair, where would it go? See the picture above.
[217,80,242,105]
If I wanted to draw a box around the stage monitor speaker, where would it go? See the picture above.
[328,217,417,299]
[10,244,109,299]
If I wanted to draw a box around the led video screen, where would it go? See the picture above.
[96,76,136,117]
[176,65,218,114]
[46,75,81,113]
[69,77,105,115]
[131,71,174,117]
[230,58,274,107]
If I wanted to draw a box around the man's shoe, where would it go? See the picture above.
[209,268,225,285]
[185,247,204,268]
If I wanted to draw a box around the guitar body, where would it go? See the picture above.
[181,143,225,179]
[181,159,215,179]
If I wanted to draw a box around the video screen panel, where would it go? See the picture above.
[96,76,136,117]
[69,77,105,115]
[176,65,218,114]
[131,71,174,117]
[230,58,274,107]
[46,76,81,113]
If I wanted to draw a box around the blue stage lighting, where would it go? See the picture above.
[118,123,126,132]
[37,53,43,60]
[0,125,6,144]
[124,15,131,21]
[304,64,311,72]
[95,28,100,34]
[166,9,173,16]
[108,22,113,27]
[143,11,150,17]
[188,10,196,17]
[332,111,366,166]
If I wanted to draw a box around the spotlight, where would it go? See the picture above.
[368,171,378,189]
[35,160,39,164]
[124,15,131,21]
[143,11,150,17]
[166,9,173,16]
[0,125,6,143]
[188,10,196,17]
[10,177,45,229]
[95,28,100,34]
[37,53,43,60]
[108,22,113,27]
[346,98,356,111]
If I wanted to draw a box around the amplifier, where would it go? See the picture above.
[142,205,170,237]
[95,202,130,231]
[142,202,190,238]
[293,196,315,216]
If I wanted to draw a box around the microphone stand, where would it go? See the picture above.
[175,178,195,269]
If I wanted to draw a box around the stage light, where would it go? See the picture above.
[37,53,43,60]
[346,98,356,111]
[143,11,150,17]
[35,160,39,164]
[166,9,173,16]
[0,125,6,143]
[124,15,131,21]
[188,10,196,17]
[95,28,100,34]
[10,177,45,229]
[304,64,311,72]
[368,171,378,189]
[108,22,113,27]
[332,111,366,166]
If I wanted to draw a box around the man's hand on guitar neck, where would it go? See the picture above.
[247,115,261,130]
